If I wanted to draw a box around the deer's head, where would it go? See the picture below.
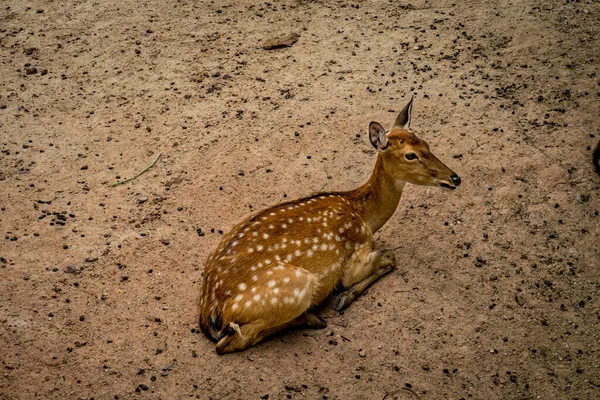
[368,97,461,190]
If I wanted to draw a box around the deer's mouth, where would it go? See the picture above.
[440,182,457,191]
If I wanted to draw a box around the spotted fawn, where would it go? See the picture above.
[199,98,461,354]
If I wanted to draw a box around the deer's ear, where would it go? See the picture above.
[393,96,414,130]
[369,122,388,152]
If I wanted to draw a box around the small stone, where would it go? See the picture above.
[358,349,366,357]
[26,67,38,75]
[576,193,589,203]
[474,256,487,268]
[262,32,300,50]
[159,239,170,246]
[138,196,149,204]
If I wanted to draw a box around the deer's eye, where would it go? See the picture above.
[405,153,418,161]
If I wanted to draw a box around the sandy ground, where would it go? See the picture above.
[1,0,599,399]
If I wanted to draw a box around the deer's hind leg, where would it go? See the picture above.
[215,311,326,354]
[215,265,324,354]
[332,246,396,311]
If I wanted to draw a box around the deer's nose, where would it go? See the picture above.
[451,174,461,187]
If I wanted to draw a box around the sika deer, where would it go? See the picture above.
[199,98,461,354]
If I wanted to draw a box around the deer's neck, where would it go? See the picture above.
[347,154,405,234]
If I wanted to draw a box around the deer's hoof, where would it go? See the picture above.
[332,292,350,311]
[378,249,397,268]
[304,313,328,329]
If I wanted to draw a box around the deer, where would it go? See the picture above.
[199,97,461,354]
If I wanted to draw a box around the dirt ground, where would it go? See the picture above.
[1,0,599,399]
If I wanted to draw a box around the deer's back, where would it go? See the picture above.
[199,193,372,333]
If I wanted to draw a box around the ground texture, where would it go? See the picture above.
[1,0,599,399]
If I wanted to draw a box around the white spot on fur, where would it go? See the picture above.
[234,294,243,302]
[270,297,278,304]
[245,300,252,308]
[283,277,290,283]
[238,283,247,291]
[263,233,269,239]
[320,244,328,251]
[253,294,261,302]
[232,303,239,310]
[307,249,314,257]
[252,275,258,281]
[295,270,302,277]
[268,280,276,288]
[257,245,264,251]
[294,249,302,257]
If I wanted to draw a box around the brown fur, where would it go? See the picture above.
[199,101,460,354]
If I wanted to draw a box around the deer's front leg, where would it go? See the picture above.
[332,249,396,311]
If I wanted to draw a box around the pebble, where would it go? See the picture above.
[359,349,366,357]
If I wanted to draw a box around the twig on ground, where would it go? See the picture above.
[111,152,163,187]
[555,179,591,185]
